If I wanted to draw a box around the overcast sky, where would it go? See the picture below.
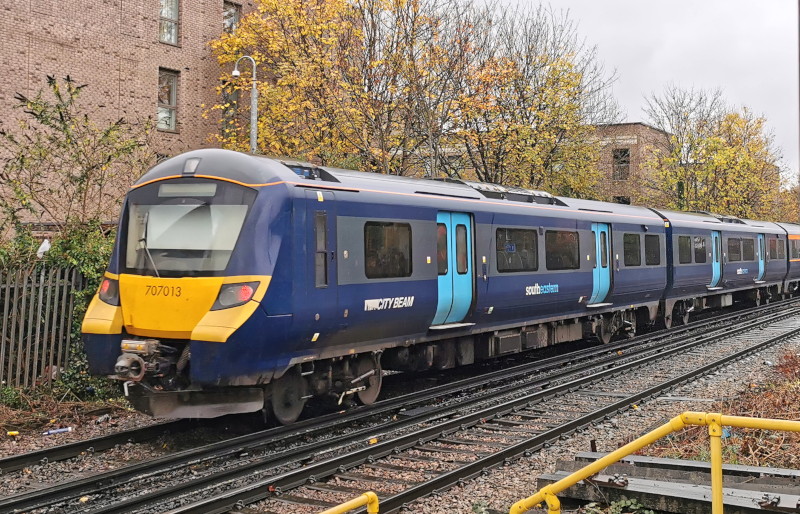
[545,0,799,181]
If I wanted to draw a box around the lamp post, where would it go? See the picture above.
[232,55,258,154]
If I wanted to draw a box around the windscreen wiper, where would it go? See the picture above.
[139,211,160,278]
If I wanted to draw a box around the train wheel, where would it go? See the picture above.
[596,318,613,344]
[672,302,690,326]
[271,369,307,425]
[356,354,383,405]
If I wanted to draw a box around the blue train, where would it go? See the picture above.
[82,149,800,423]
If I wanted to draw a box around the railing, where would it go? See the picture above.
[319,491,380,514]
[510,411,800,514]
[0,267,85,388]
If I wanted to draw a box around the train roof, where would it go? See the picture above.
[136,150,787,232]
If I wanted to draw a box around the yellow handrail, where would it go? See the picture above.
[319,491,380,514]
[510,411,800,514]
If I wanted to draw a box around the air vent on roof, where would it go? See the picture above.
[283,163,340,183]
[429,178,566,206]
[688,210,745,224]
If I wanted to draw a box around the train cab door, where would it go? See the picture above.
[756,233,766,282]
[709,230,722,288]
[306,190,338,318]
[432,212,474,325]
[588,223,611,305]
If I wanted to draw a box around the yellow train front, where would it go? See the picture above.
[83,149,306,419]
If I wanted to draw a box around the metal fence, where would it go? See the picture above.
[0,267,85,388]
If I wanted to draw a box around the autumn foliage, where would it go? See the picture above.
[208,0,619,196]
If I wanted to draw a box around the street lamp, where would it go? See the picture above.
[232,55,258,154]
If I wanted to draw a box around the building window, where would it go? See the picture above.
[364,222,412,278]
[223,2,241,33]
[157,69,178,131]
[623,233,641,266]
[545,230,580,270]
[612,148,630,180]
[496,228,538,273]
[645,234,660,265]
[159,0,179,45]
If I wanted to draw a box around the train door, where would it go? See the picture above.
[432,212,474,325]
[306,190,337,314]
[710,230,722,288]
[757,233,766,282]
[588,222,611,305]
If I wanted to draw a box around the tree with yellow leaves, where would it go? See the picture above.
[209,0,620,196]
[642,85,787,220]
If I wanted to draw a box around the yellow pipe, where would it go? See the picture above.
[708,414,723,514]
[510,412,800,514]
[509,414,687,514]
[319,491,380,514]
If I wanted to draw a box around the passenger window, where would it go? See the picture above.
[496,228,538,273]
[769,238,778,260]
[545,230,580,270]
[693,236,707,264]
[792,239,800,260]
[728,238,741,261]
[678,236,692,264]
[437,223,448,275]
[364,222,412,278]
[600,231,608,268]
[623,233,641,266]
[456,225,468,274]
[314,212,328,287]
[742,239,755,261]
[778,238,786,259]
[645,234,660,265]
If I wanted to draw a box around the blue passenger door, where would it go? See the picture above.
[710,230,722,287]
[433,212,473,325]
[306,190,338,319]
[588,223,611,305]
[757,233,766,281]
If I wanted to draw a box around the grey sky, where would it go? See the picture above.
[548,0,798,181]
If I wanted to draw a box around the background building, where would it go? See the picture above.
[0,0,253,157]
[593,122,671,204]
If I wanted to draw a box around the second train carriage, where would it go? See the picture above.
[82,149,800,422]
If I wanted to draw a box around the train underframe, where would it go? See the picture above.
[113,283,795,423]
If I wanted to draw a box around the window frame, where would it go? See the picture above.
[496,228,538,273]
[727,237,742,262]
[545,230,580,271]
[693,236,707,264]
[623,233,641,267]
[741,238,755,261]
[644,234,661,266]
[677,235,692,264]
[364,221,413,279]
[612,148,631,180]
[223,1,241,33]
[159,0,180,46]
[157,69,179,132]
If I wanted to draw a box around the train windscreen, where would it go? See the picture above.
[122,179,257,277]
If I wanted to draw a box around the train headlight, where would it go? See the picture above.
[98,278,120,306]
[211,281,259,310]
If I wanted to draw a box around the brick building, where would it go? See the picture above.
[593,122,671,204]
[0,0,254,157]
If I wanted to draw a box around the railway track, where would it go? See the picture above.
[4,300,799,513]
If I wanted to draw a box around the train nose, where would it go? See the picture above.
[115,353,146,380]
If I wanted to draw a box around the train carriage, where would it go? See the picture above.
[82,149,800,423]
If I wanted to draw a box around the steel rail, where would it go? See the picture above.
[158,309,800,514]
[3,300,795,512]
